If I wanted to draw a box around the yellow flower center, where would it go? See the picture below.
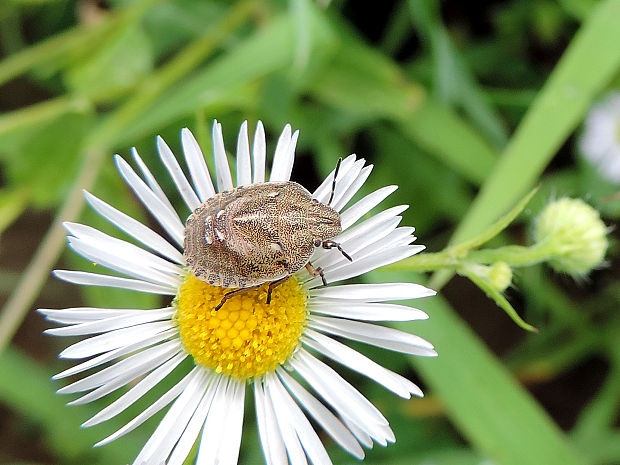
[175,274,308,379]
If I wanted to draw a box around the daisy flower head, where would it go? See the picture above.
[40,120,437,465]
[579,91,620,183]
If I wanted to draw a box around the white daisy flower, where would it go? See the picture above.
[40,120,436,465]
[579,91,620,183]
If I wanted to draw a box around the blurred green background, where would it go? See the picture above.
[0,0,619,464]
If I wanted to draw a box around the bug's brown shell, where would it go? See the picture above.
[184,181,341,288]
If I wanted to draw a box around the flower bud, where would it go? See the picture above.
[533,198,608,276]
[466,262,513,292]
[488,262,512,292]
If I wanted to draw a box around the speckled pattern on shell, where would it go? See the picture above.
[184,181,341,288]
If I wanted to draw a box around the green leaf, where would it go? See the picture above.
[307,24,498,184]
[0,112,94,208]
[121,10,336,143]
[453,186,539,254]
[397,100,497,184]
[408,0,509,148]
[450,0,620,246]
[0,348,135,464]
[400,293,587,465]
[65,23,154,97]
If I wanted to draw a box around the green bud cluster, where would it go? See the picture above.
[533,198,608,276]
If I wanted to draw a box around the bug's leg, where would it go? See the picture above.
[327,157,343,207]
[322,239,352,262]
[305,262,327,286]
[266,276,291,304]
[214,285,262,311]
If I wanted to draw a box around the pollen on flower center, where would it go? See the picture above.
[175,274,308,379]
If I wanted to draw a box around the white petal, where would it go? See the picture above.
[45,307,174,336]
[216,379,246,465]
[196,377,245,465]
[253,121,266,183]
[64,222,182,276]
[270,126,298,182]
[94,368,197,447]
[181,128,216,201]
[332,164,372,212]
[131,148,177,216]
[254,382,272,465]
[276,368,364,459]
[58,339,182,393]
[84,191,184,265]
[168,375,221,465]
[290,350,392,444]
[64,227,180,280]
[133,368,209,465]
[255,380,288,465]
[115,155,184,246]
[212,120,233,192]
[310,246,423,287]
[53,270,176,295]
[312,155,357,203]
[58,320,173,359]
[303,330,423,398]
[309,215,401,269]
[269,124,292,182]
[157,136,201,211]
[308,300,428,321]
[52,328,177,379]
[83,352,187,427]
[40,307,156,325]
[309,282,435,302]
[195,376,228,465]
[67,238,179,288]
[328,159,365,209]
[69,361,164,406]
[309,316,436,357]
[286,131,300,180]
[340,185,398,230]
[306,224,413,282]
[342,418,373,448]
[236,121,252,187]
[266,373,332,465]
[264,375,308,465]
[334,205,409,249]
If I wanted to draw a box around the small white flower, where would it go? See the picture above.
[40,121,436,465]
[579,91,620,183]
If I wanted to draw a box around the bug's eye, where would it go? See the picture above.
[313,239,321,247]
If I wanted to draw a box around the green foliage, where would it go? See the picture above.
[1,0,619,464]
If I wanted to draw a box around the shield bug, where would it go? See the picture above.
[184,159,352,310]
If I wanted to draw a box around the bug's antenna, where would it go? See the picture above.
[327,157,342,207]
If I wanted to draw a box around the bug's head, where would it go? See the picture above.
[309,202,341,243]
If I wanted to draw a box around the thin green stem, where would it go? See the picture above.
[0,95,92,137]
[390,241,556,273]
[0,147,105,353]
[466,243,556,267]
[388,250,460,271]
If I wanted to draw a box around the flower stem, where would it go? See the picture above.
[465,242,556,267]
[390,242,557,272]
[0,147,105,353]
